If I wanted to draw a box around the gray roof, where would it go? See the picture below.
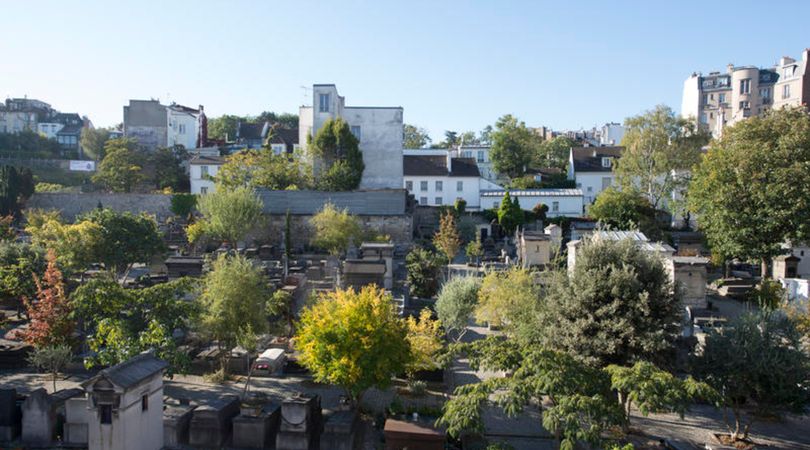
[571,146,622,173]
[481,188,583,197]
[84,352,168,390]
[403,155,480,177]
[257,189,407,216]
[190,154,225,165]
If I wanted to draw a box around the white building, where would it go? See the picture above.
[299,84,403,189]
[403,150,500,209]
[166,103,202,150]
[567,230,675,274]
[458,145,498,182]
[480,189,584,217]
[567,146,622,204]
[599,122,625,146]
[79,352,168,450]
[189,154,224,194]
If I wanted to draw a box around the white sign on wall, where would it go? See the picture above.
[69,160,96,172]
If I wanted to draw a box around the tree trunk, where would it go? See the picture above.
[761,258,769,279]
[242,358,254,398]
[52,370,58,392]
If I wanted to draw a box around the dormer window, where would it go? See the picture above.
[601,157,612,168]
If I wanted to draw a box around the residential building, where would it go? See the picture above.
[458,145,498,182]
[0,97,54,133]
[480,189,584,217]
[299,84,403,189]
[567,146,621,204]
[599,122,625,146]
[189,154,225,194]
[124,99,203,151]
[780,242,810,279]
[682,48,810,137]
[517,229,552,269]
[235,121,270,149]
[79,352,168,450]
[268,127,300,155]
[772,50,810,110]
[403,150,496,209]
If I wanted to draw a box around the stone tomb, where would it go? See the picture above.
[21,388,83,447]
[321,409,359,450]
[276,393,323,450]
[231,397,280,449]
[63,396,90,446]
[0,388,21,442]
[384,418,446,450]
[188,394,240,448]
[163,398,196,449]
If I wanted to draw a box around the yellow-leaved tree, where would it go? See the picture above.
[404,308,444,379]
[295,285,410,405]
[475,268,539,332]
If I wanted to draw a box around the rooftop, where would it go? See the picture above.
[403,155,480,177]
[82,351,168,390]
[570,146,623,173]
[480,188,583,197]
[190,154,226,165]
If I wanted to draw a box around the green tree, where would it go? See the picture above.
[465,240,482,265]
[79,127,110,160]
[196,186,264,245]
[151,146,189,191]
[80,208,165,276]
[404,308,444,378]
[536,136,575,171]
[295,285,410,405]
[693,312,810,441]
[539,238,680,366]
[497,192,523,235]
[28,344,72,392]
[216,149,312,191]
[92,138,148,192]
[588,187,660,239]
[208,114,242,141]
[433,212,461,262]
[406,247,445,298]
[198,254,270,375]
[309,118,364,190]
[689,107,810,278]
[490,115,537,179]
[435,276,480,341]
[618,105,709,209]
[309,203,363,255]
[475,268,539,332]
[0,241,46,307]
[170,193,197,219]
[403,124,432,148]
[0,165,35,216]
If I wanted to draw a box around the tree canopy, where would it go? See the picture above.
[435,276,481,341]
[79,127,111,160]
[79,208,165,275]
[195,186,264,245]
[309,203,363,255]
[0,165,35,216]
[489,115,537,179]
[497,192,524,234]
[405,247,445,298]
[216,149,312,191]
[433,211,461,262]
[403,124,432,148]
[536,136,575,171]
[688,107,810,273]
[309,118,364,191]
[588,187,661,239]
[21,251,74,348]
[295,285,410,404]
[92,138,147,193]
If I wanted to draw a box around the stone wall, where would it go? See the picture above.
[264,213,412,248]
[27,193,173,221]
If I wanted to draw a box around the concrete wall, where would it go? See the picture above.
[27,193,173,222]
[124,100,168,151]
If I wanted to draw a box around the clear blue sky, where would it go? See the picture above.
[2,0,808,141]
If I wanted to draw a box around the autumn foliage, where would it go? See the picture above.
[22,250,74,347]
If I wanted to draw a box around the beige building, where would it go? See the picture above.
[682,48,809,137]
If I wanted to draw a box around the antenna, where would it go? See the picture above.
[300,85,312,104]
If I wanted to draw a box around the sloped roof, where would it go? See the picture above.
[190,154,225,165]
[480,188,583,197]
[571,146,623,172]
[269,128,299,146]
[56,124,83,136]
[237,122,268,141]
[403,155,480,177]
[83,352,167,390]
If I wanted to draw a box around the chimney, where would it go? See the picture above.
[727,63,734,74]
[780,56,796,66]
[446,150,453,174]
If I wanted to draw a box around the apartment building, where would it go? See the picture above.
[124,100,203,151]
[682,48,809,137]
[299,84,403,189]
[567,146,622,204]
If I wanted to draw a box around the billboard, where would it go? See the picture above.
[69,160,96,172]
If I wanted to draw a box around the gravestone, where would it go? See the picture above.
[63,396,89,446]
[322,409,359,450]
[232,396,280,449]
[163,400,196,449]
[21,388,83,447]
[384,418,446,450]
[276,393,322,450]
[188,394,239,448]
[0,388,21,441]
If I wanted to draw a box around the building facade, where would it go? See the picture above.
[458,145,498,182]
[599,122,625,146]
[480,189,584,217]
[189,155,224,194]
[682,48,809,137]
[567,146,621,204]
[299,84,403,189]
[124,100,202,151]
[166,103,201,150]
[403,151,491,209]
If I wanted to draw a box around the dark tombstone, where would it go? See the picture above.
[188,394,240,448]
[163,401,196,449]
[0,388,21,441]
[322,410,359,450]
[232,394,280,449]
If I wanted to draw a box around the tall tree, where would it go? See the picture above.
[435,276,480,341]
[208,114,242,141]
[22,251,75,348]
[475,268,540,332]
[79,127,110,160]
[151,145,189,192]
[195,186,264,245]
[295,285,410,405]
[689,107,810,277]
[309,118,364,191]
[404,308,444,379]
[433,211,461,262]
[309,203,363,255]
[198,254,270,375]
[489,115,537,179]
[618,105,709,209]
[216,149,312,191]
[80,208,165,276]
[406,247,445,298]
[0,241,46,307]
[92,138,147,193]
[536,136,576,171]
[588,187,661,239]
[26,215,104,275]
[497,191,523,234]
[0,165,34,216]
[403,124,432,149]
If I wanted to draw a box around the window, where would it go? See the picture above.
[178,124,186,134]
[576,183,582,188]
[435,197,443,205]
[456,181,463,192]
[587,186,593,192]
[759,87,771,99]
[718,93,726,103]
[405,181,413,191]
[350,125,361,141]
[462,150,472,158]
[601,157,611,168]
[739,101,750,110]
[552,201,559,212]
[740,78,751,94]
[435,181,442,191]
[100,405,112,424]
[141,394,148,412]
[784,67,793,78]
[420,197,428,205]
[783,84,791,99]
[709,94,714,100]
[493,202,499,209]
[700,113,708,124]
[200,186,208,194]
[200,166,209,177]
[318,93,330,112]
[420,181,428,191]
[477,151,485,162]
[701,94,708,104]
